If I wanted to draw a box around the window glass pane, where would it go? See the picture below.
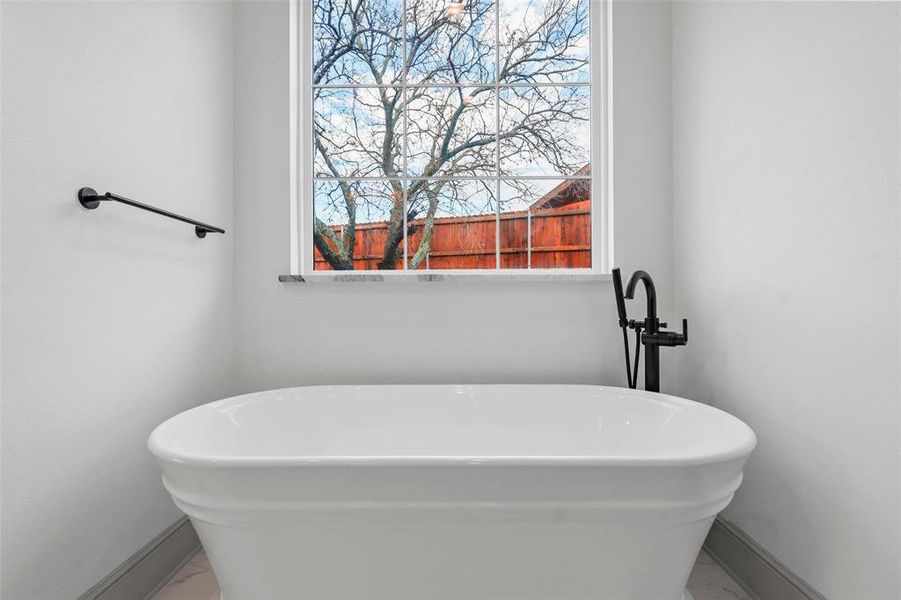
[314,87,403,178]
[498,0,590,84]
[404,86,496,178]
[499,178,590,269]
[313,0,403,85]
[313,179,405,270]
[407,179,497,269]
[499,86,589,177]
[406,0,496,84]
[309,0,597,273]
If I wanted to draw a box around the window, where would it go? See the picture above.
[293,0,608,276]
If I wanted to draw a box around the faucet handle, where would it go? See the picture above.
[641,319,688,347]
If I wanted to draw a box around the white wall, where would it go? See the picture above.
[233,0,675,394]
[0,3,234,598]
[0,2,675,596]
[672,2,900,598]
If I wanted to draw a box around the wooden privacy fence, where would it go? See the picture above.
[314,200,591,270]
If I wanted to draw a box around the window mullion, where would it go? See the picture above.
[494,0,501,270]
[402,0,409,270]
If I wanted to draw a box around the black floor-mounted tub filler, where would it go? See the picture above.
[612,268,688,392]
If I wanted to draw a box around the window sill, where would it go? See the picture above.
[278,272,612,283]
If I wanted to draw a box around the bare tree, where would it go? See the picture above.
[313,0,589,269]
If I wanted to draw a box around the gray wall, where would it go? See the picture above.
[233,0,676,394]
[672,2,901,597]
[0,2,235,597]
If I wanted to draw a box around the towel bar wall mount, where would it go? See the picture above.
[78,187,225,238]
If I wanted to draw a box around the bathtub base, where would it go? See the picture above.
[217,586,697,599]
[222,593,695,600]
[194,513,714,600]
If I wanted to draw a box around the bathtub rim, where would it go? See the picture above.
[148,384,757,469]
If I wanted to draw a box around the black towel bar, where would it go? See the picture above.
[78,187,225,238]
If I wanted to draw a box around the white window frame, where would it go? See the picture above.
[289,0,612,281]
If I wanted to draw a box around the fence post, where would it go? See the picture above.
[527,210,532,269]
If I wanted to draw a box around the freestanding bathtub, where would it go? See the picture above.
[149,385,755,600]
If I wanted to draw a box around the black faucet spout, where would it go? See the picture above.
[624,270,657,323]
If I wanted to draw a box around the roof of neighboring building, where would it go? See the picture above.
[529,164,591,211]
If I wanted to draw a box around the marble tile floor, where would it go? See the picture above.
[154,549,754,600]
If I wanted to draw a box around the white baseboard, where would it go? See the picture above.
[77,517,201,600]
[704,517,827,600]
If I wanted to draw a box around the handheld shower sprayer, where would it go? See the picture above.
[612,268,638,389]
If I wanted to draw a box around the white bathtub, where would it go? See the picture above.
[149,385,755,600]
